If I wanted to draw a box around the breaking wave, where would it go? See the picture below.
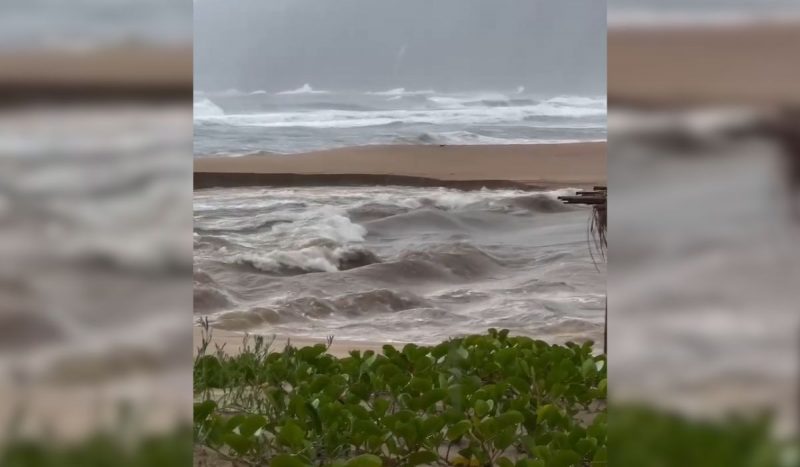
[231,246,380,275]
[194,102,604,128]
[366,87,437,97]
[277,83,331,95]
[193,97,224,118]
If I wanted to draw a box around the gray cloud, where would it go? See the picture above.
[195,0,606,95]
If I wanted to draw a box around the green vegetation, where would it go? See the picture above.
[0,425,192,467]
[193,328,607,466]
[610,405,795,467]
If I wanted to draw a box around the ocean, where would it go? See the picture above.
[192,82,607,344]
[193,87,606,156]
[194,186,605,344]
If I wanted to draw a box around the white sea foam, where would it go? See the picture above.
[194,101,604,128]
[367,87,436,97]
[277,83,330,95]
[427,93,511,108]
[407,130,601,146]
[232,246,343,273]
[545,96,607,107]
[193,97,225,118]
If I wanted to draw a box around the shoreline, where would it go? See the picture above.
[194,142,606,190]
[194,172,576,191]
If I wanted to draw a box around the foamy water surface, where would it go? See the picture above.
[193,88,606,155]
[194,186,605,344]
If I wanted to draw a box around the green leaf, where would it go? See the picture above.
[492,427,518,451]
[272,454,312,467]
[549,449,581,467]
[495,410,524,427]
[421,416,446,438]
[408,376,433,393]
[575,437,598,456]
[224,414,246,432]
[407,450,438,466]
[591,446,607,467]
[474,399,490,418]
[238,414,266,438]
[193,400,216,422]
[477,417,498,438]
[305,400,323,433]
[353,418,381,437]
[419,388,447,409]
[447,384,466,410]
[453,346,469,360]
[536,404,560,424]
[597,378,607,397]
[222,433,252,456]
[344,453,383,467]
[396,422,418,448]
[277,420,306,449]
[581,358,597,378]
[373,398,391,417]
[360,353,378,372]
[447,420,472,441]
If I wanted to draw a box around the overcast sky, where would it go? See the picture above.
[195,0,606,95]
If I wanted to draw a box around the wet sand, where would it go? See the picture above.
[194,142,607,190]
[609,22,800,107]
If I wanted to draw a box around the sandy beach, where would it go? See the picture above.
[609,22,800,107]
[0,47,191,104]
[194,142,606,190]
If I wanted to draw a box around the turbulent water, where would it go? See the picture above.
[0,104,191,382]
[193,88,606,156]
[194,186,605,344]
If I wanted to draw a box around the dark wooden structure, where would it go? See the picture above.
[559,186,607,354]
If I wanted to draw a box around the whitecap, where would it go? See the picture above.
[276,83,330,95]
